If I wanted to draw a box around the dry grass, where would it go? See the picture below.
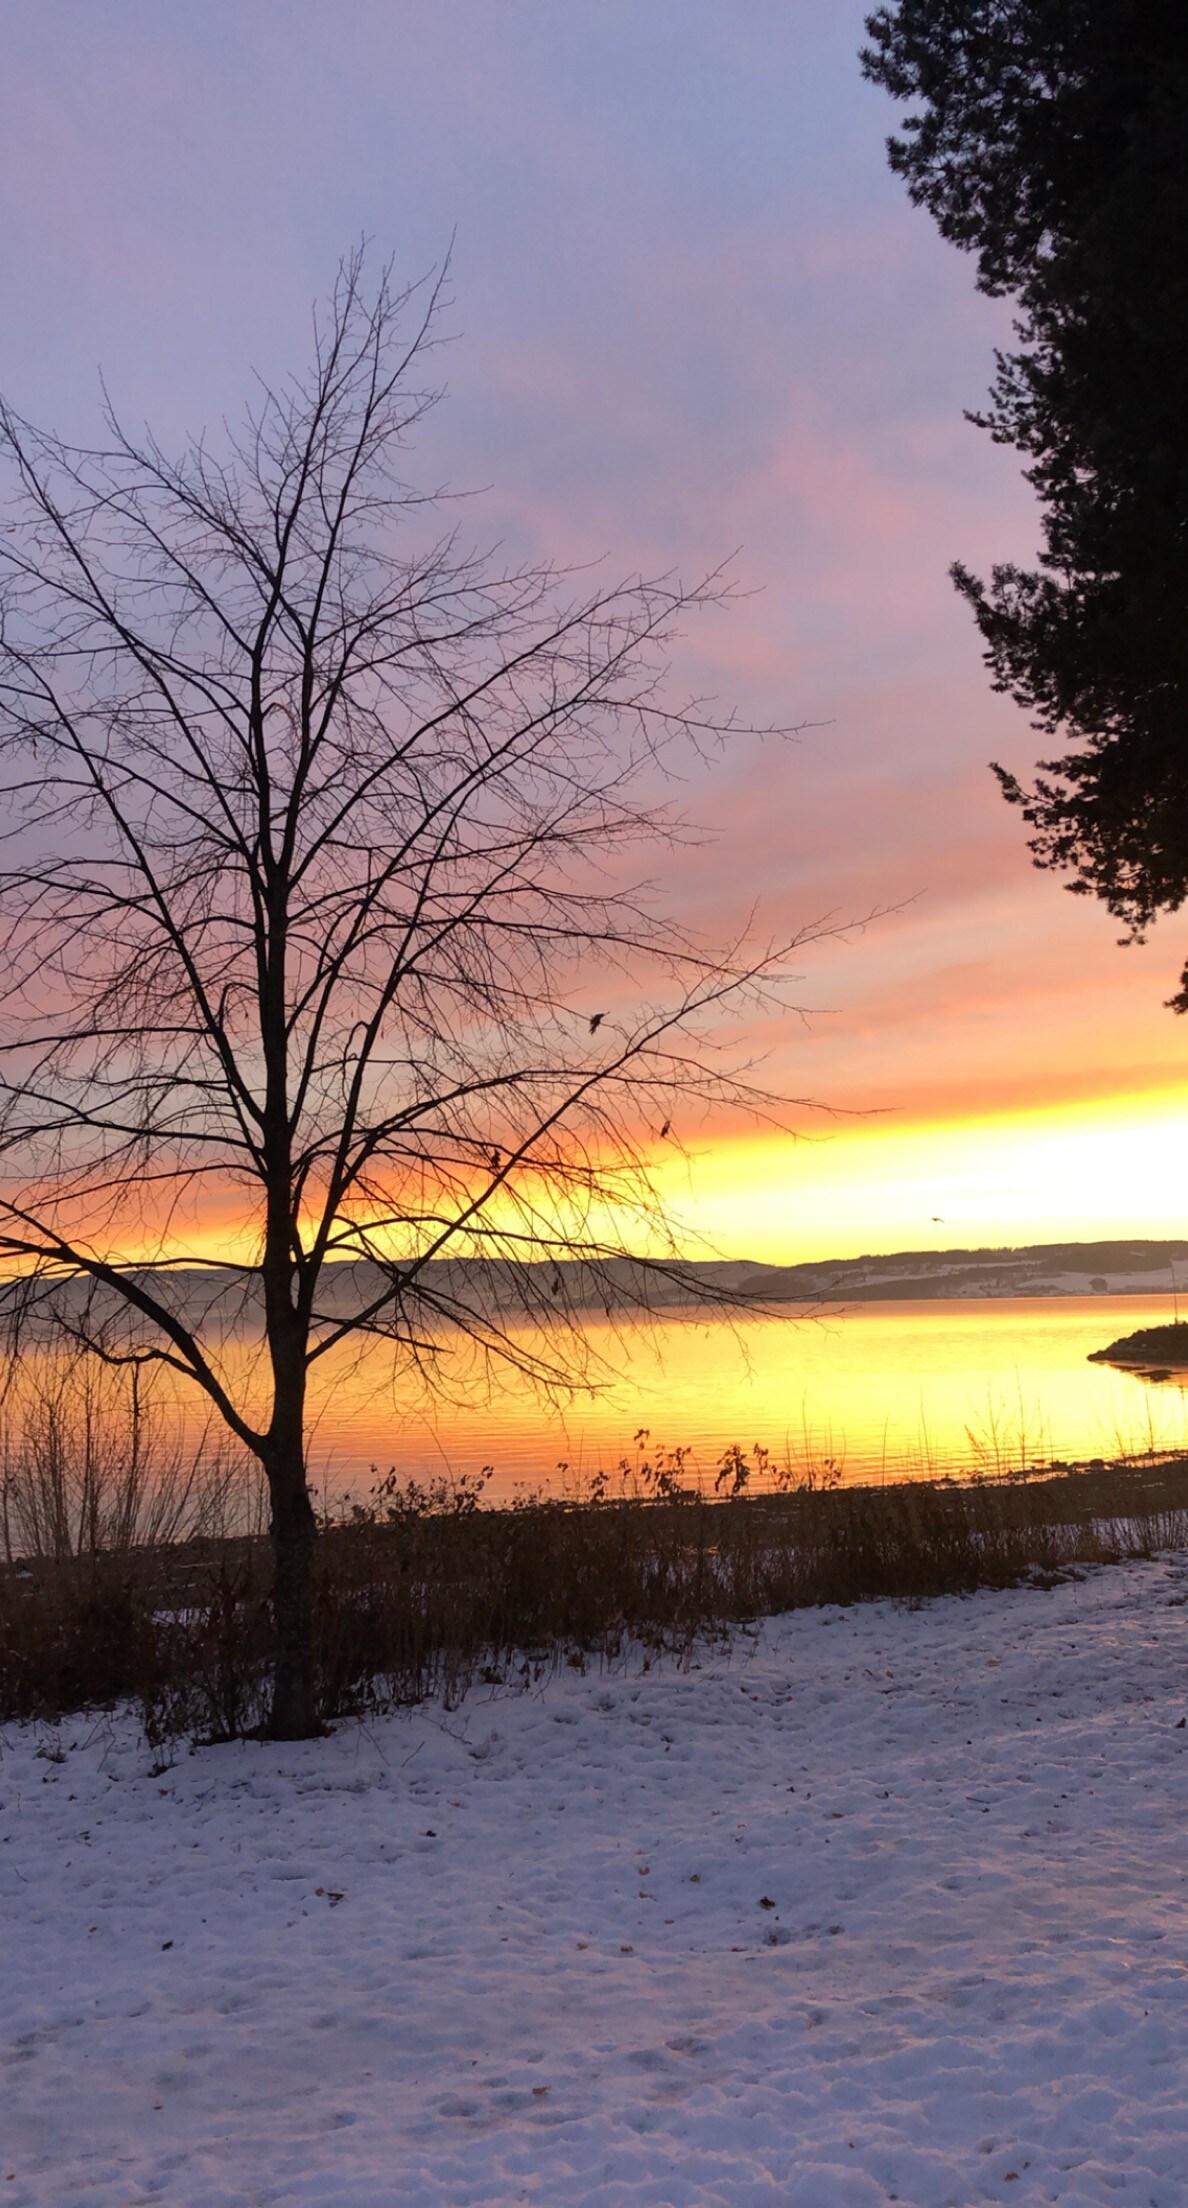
[0,1353,257,1564]
[4,1450,1188,1744]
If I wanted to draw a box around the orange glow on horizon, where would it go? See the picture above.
[21,1078,1188,1278]
[649,1083,1188,1264]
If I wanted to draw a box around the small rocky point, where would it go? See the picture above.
[1088,1321,1188,1371]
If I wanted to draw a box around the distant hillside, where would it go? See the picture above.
[723,1238,1188,1306]
[13,1238,1188,1334]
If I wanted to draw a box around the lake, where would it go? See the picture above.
[287,1292,1187,1506]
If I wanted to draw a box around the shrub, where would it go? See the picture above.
[4,1451,1187,1743]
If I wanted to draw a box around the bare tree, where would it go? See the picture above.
[0,257,815,1736]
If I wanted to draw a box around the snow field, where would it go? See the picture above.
[3,1558,1188,2204]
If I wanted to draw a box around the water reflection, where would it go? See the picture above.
[14,1294,1177,1512]
[288,1294,1186,1505]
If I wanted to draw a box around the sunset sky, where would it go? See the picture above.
[4,0,1187,1265]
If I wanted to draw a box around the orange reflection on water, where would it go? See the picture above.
[289,1294,1187,1506]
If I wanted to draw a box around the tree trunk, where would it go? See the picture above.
[265,1421,320,1739]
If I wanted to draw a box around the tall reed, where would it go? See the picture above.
[0,1352,258,1562]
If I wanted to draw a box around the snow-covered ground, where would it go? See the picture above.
[4,1561,1188,2206]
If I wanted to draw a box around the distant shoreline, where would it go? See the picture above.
[780,1281,1185,1306]
[8,1237,1188,1330]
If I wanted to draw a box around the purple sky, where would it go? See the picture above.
[4,1,1184,1254]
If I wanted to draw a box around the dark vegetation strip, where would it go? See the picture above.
[4,1458,1188,1744]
